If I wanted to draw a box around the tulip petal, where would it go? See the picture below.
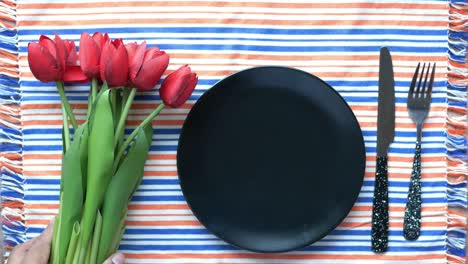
[92,32,108,50]
[174,73,198,106]
[160,65,197,108]
[99,40,112,82]
[54,34,67,74]
[143,47,161,63]
[64,66,88,83]
[80,32,101,79]
[28,42,61,82]
[127,41,146,82]
[133,52,169,91]
[103,41,129,87]
[65,40,79,66]
[39,35,57,59]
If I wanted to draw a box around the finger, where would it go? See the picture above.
[38,220,54,243]
[27,220,54,250]
[102,253,125,264]
[7,240,34,264]
[22,222,54,264]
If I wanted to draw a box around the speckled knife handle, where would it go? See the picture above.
[372,156,389,253]
[403,141,422,240]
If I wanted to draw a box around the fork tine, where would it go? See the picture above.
[409,62,420,98]
[416,63,426,97]
[427,62,436,101]
[422,62,430,98]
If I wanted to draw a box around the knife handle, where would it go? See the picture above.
[372,156,389,253]
[403,141,422,240]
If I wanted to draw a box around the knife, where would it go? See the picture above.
[371,47,395,253]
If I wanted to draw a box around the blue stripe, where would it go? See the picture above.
[19,45,447,53]
[26,178,179,185]
[23,128,181,135]
[20,94,449,103]
[18,28,448,37]
[23,145,447,153]
[23,145,178,151]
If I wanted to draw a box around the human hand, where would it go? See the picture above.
[8,221,126,264]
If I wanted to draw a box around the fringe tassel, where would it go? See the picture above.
[447,1,467,263]
[0,0,23,260]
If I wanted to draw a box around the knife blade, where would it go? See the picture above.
[371,47,395,253]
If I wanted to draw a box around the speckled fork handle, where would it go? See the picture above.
[403,140,422,240]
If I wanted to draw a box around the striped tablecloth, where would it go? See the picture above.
[0,0,467,263]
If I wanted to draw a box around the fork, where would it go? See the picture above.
[403,62,436,240]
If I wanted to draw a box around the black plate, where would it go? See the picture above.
[177,66,365,253]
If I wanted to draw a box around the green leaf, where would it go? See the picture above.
[80,89,115,254]
[79,124,89,196]
[88,82,109,133]
[97,126,152,263]
[129,124,153,198]
[58,123,86,264]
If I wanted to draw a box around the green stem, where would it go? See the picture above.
[71,238,81,264]
[114,88,136,147]
[77,244,86,264]
[119,88,130,149]
[89,211,103,264]
[52,195,63,264]
[51,215,59,264]
[113,103,164,173]
[62,105,71,153]
[85,237,92,264]
[56,81,78,130]
[87,79,98,119]
[110,88,117,125]
[65,222,80,264]
[91,78,98,103]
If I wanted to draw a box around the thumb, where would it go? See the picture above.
[102,252,125,264]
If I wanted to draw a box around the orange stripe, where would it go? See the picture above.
[359,122,445,129]
[19,104,448,114]
[364,172,446,179]
[339,221,446,229]
[21,119,184,126]
[24,11,448,17]
[18,2,446,10]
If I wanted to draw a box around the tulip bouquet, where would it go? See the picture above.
[27,32,198,264]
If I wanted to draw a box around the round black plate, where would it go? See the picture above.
[177,66,365,253]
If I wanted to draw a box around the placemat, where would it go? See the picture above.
[0,0,466,263]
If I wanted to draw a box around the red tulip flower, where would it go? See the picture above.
[28,34,87,83]
[100,38,129,87]
[160,65,198,108]
[79,32,109,80]
[126,41,169,91]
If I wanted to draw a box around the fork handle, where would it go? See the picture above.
[372,156,389,253]
[403,141,422,240]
